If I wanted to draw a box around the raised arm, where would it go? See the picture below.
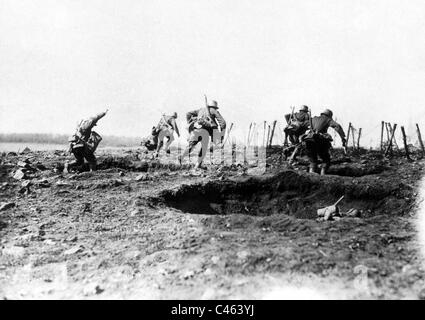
[329,120,347,145]
[211,109,226,131]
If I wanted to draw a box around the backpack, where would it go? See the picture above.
[86,131,102,152]
[195,108,215,129]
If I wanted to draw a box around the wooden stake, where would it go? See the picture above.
[262,121,267,147]
[351,126,356,149]
[243,145,247,165]
[231,140,237,165]
[346,123,352,147]
[209,144,213,164]
[357,128,362,150]
[385,122,391,145]
[388,123,399,150]
[380,121,385,151]
[266,125,271,147]
[177,142,181,165]
[247,122,253,146]
[416,124,425,157]
[269,120,277,147]
[385,123,397,156]
[400,126,411,160]
[253,128,259,166]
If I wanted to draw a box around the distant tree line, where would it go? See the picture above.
[0,133,140,147]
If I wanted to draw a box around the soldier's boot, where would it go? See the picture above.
[320,163,330,176]
[308,164,318,174]
[63,161,69,174]
[89,163,97,172]
[194,161,207,170]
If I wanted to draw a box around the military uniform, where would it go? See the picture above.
[180,100,226,168]
[284,106,311,145]
[303,109,346,175]
[66,110,107,172]
[153,113,180,154]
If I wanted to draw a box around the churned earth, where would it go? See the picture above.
[0,146,424,299]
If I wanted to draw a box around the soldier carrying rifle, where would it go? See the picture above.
[303,108,346,175]
[284,105,311,146]
[179,99,226,169]
[65,109,108,172]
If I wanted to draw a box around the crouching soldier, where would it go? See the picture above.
[284,105,311,146]
[303,109,346,175]
[65,109,108,173]
[152,112,180,156]
[140,127,158,152]
[179,100,226,169]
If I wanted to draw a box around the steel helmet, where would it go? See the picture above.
[299,105,309,112]
[208,100,218,108]
[321,109,333,118]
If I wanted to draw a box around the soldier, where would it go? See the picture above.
[284,105,311,145]
[65,110,108,173]
[140,127,158,152]
[179,100,226,169]
[152,112,180,156]
[303,108,346,175]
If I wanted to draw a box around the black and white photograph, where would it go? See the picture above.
[1,0,425,303]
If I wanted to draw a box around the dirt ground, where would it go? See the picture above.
[1,146,425,299]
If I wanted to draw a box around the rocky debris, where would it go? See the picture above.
[135,173,152,181]
[63,245,84,256]
[19,179,32,194]
[21,180,32,188]
[17,160,31,168]
[211,256,220,264]
[0,202,15,212]
[0,182,9,191]
[21,147,31,154]
[56,181,72,187]
[13,169,26,180]
[181,270,195,280]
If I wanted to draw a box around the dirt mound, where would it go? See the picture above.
[157,170,414,218]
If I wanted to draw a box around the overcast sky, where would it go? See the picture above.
[1,0,425,146]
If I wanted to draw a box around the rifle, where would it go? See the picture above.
[204,94,212,118]
[290,106,295,122]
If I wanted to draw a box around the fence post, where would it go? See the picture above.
[357,128,362,150]
[346,122,352,148]
[231,140,237,165]
[416,124,425,158]
[400,126,411,160]
[385,123,397,156]
[380,121,384,151]
[269,120,277,147]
